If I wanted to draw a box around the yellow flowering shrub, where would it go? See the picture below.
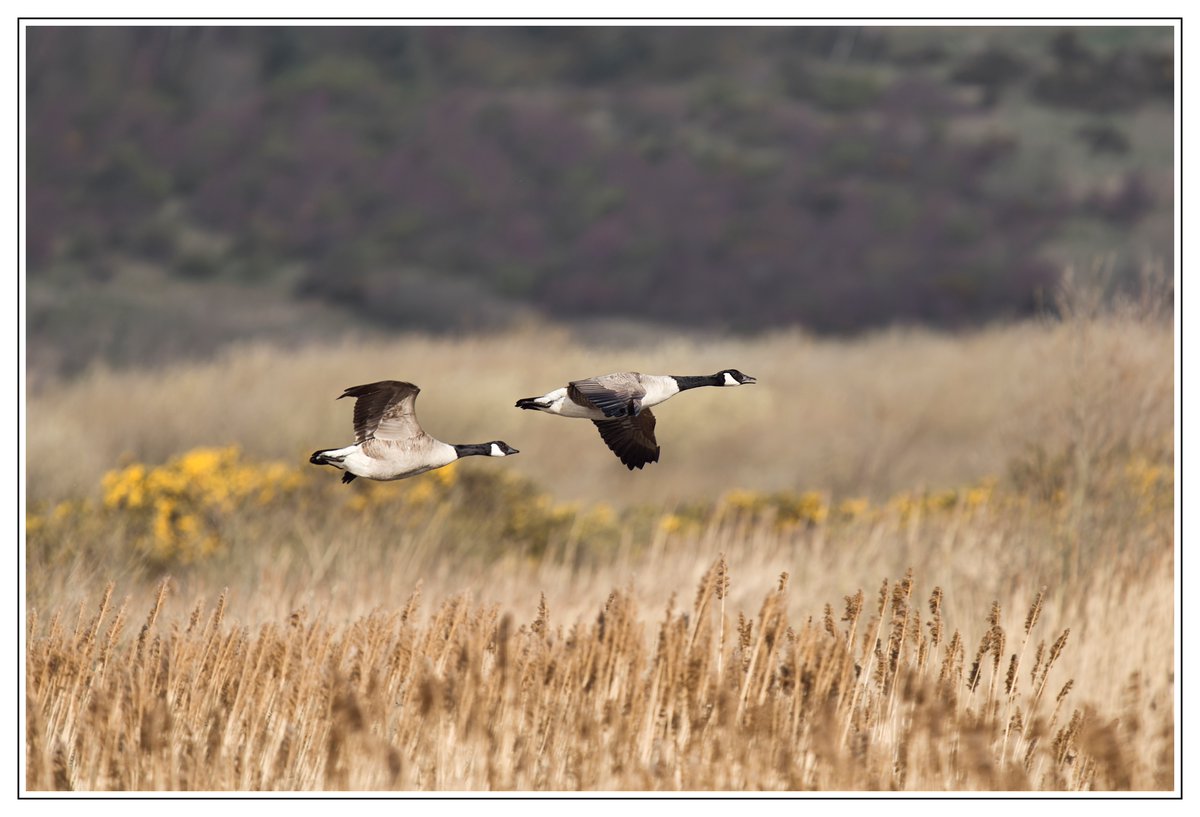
[834,497,870,521]
[1125,456,1173,518]
[775,491,829,526]
[719,489,829,528]
[963,478,996,509]
[27,441,1172,569]
[711,477,1009,529]
[100,446,305,563]
[723,489,767,515]
[658,513,685,534]
[652,501,713,537]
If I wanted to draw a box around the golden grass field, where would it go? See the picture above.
[24,295,1175,791]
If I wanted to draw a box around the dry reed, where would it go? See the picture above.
[25,559,1171,792]
[24,305,1175,792]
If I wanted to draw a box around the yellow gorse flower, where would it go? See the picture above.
[835,497,870,520]
[964,478,996,509]
[75,444,1171,569]
[659,513,684,534]
[102,463,147,509]
[1125,457,1173,518]
[793,491,828,525]
[723,489,765,514]
[101,446,306,563]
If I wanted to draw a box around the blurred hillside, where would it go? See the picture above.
[26,26,1173,375]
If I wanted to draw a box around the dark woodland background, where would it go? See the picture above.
[27,26,1174,375]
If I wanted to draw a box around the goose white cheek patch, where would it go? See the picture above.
[490,443,505,457]
[723,372,739,386]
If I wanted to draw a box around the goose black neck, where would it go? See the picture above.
[453,443,492,458]
[672,374,722,391]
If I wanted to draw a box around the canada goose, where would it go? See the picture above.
[515,369,756,470]
[311,380,519,483]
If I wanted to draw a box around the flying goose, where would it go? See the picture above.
[311,380,519,483]
[515,369,756,470]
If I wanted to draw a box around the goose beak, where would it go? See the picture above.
[742,374,758,385]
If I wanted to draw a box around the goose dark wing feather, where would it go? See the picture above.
[569,377,643,418]
[338,380,422,443]
[592,409,660,470]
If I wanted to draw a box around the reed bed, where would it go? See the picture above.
[25,553,1172,791]
[24,307,1175,791]
[24,446,1174,791]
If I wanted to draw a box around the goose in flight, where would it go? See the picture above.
[515,369,756,470]
[311,380,519,483]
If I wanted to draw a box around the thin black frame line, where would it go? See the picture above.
[16,17,1180,796]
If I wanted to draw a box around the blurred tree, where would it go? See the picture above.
[26,25,1173,352]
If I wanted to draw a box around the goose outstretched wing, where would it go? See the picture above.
[593,409,660,470]
[338,381,423,443]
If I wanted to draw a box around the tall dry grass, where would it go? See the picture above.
[24,442,1173,791]
[24,302,1175,792]
[25,315,1171,508]
[26,548,1172,791]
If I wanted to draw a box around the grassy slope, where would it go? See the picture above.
[26,27,1174,377]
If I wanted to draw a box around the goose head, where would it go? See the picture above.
[717,369,757,386]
